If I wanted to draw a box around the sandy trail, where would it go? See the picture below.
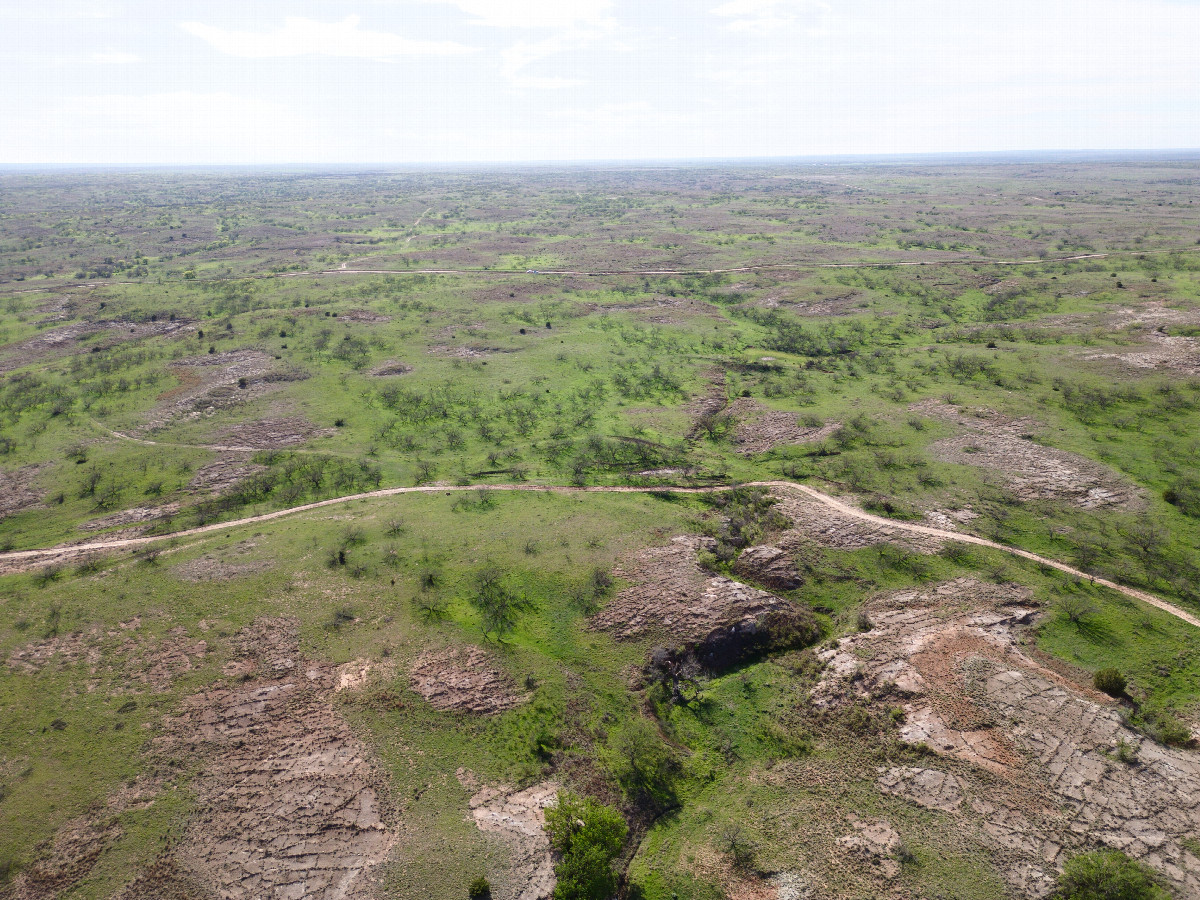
[405,207,433,245]
[2,480,1196,629]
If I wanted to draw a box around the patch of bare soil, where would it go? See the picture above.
[155,617,395,899]
[921,507,978,531]
[836,817,904,879]
[8,776,177,899]
[782,293,864,316]
[6,818,116,899]
[6,620,205,695]
[1057,301,1200,375]
[913,400,1136,508]
[0,464,45,519]
[595,535,816,669]
[173,554,272,583]
[428,344,516,359]
[727,398,838,455]
[726,483,944,592]
[0,319,190,374]
[217,415,333,450]
[877,766,963,812]
[187,456,266,493]
[141,350,284,431]
[814,578,1200,896]
[586,296,727,325]
[6,627,105,675]
[337,309,392,324]
[409,645,528,714]
[79,503,179,532]
[1081,327,1200,375]
[369,360,413,377]
[124,626,208,692]
[468,781,559,900]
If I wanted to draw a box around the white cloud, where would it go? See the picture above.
[417,0,614,30]
[711,0,829,35]
[412,0,618,87]
[0,1,124,20]
[89,50,139,64]
[2,91,321,164]
[181,14,472,59]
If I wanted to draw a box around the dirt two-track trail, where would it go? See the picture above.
[3,480,1197,629]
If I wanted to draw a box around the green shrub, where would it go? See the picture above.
[467,875,491,899]
[1163,477,1200,517]
[1094,668,1127,698]
[1051,849,1170,899]
[544,792,628,900]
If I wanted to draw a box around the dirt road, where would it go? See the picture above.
[3,480,1197,629]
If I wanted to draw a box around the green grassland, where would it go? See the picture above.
[1,160,1199,898]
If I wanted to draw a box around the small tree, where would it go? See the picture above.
[1055,594,1099,627]
[605,718,678,812]
[543,792,627,900]
[469,564,531,640]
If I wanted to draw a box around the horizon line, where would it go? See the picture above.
[4,148,1200,173]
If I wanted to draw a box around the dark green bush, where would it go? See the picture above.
[1051,849,1170,899]
[1094,668,1127,698]
[467,875,491,899]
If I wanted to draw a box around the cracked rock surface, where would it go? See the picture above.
[157,617,395,900]
[816,578,1200,896]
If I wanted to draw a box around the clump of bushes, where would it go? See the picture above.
[543,792,628,900]
[1050,849,1170,899]
[467,876,491,899]
[1094,668,1127,698]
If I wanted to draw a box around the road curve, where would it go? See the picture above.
[3,480,1197,629]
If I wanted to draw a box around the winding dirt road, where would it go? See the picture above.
[3,479,1197,629]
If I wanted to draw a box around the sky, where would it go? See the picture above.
[2,0,1199,164]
